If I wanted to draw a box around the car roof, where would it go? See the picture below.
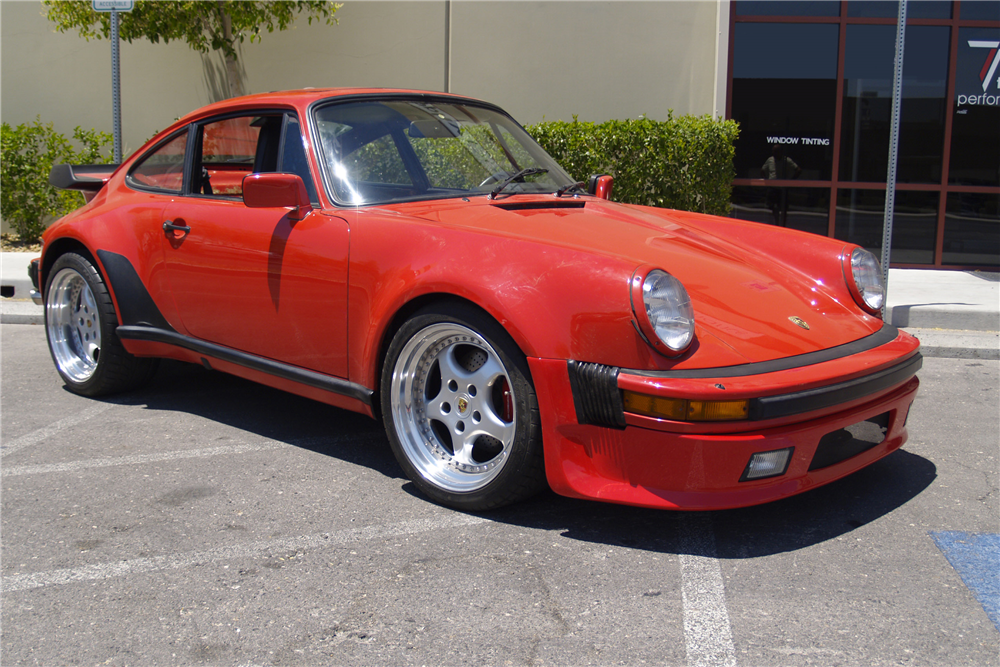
[180,88,486,122]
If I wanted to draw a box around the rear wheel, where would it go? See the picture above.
[381,304,546,510]
[44,253,158,396]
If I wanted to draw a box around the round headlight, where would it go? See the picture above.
[631,268,695,355]
[849,247,885,313]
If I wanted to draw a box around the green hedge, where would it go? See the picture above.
[527,113,739,216]
[1,118,113,243]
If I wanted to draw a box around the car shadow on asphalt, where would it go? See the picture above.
[476,449,937,559]
[89,358,937,559]
[86,359,403,479]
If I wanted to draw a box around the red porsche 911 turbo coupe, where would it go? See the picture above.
[31,89,921,511]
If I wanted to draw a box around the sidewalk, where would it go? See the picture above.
[3,252,998,359]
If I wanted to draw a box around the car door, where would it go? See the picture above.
[160,112,350,378]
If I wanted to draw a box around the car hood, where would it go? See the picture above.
[385,197,883,365]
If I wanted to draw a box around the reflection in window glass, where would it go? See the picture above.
[960,1,999,20]
[835,190,938,264]
[313,100,573,205]
[840,26,949,184]
[944,192,1000,266]
[735,1,839,17]
[128,131,188,192]
[730,186,830,236]
[847,1,951,18]
[198,116,263,197]
[731,23,839,180]
[950,28,1000,187]
[280,116,318,203]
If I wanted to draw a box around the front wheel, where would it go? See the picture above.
[44,253,158,396]
[381,304,546,510]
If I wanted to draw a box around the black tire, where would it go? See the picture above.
[380,303,546,510]
[44,252,158,396]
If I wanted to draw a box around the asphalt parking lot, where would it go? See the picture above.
[2,322,998,666]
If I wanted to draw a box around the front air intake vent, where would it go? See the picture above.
[567,361,626,429]
[491,200,587,212]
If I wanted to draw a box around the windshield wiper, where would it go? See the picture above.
[489,167,548,198]
[554,181,585,197]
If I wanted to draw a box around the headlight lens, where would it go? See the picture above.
[850,248,885,313]
[637,269,695,353]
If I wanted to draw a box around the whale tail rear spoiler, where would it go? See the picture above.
[49,163,119,202]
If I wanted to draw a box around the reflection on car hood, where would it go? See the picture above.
[389,196,883,365]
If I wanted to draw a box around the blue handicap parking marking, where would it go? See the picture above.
[930,531,1000,631]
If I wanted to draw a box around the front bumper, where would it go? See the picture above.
[28,258,43,305]
[528,326,922,510]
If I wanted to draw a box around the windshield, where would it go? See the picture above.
[312,99,576,206]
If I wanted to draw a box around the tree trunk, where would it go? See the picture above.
[218,3,245,98]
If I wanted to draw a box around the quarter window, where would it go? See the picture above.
[128,131,188,192]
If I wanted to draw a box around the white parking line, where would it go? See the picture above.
[680,514,738,667]
[1,402,115,457]
[1,434,387,477]
[3,514,489,592]
[1,441,287,477]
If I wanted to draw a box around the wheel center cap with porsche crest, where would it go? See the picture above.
[789,316,810,330]
[456,397,470,414]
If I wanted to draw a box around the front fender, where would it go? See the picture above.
[347,212,650,391]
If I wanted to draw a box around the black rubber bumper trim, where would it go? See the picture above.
[748,353,922,421]
[116,325,374,406]
[627,324,901,380]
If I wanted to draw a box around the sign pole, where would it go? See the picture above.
[111,7,122,163]
[880,0,907,319]
[93,1,132,161]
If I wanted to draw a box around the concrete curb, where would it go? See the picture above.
[902,328,1000,361]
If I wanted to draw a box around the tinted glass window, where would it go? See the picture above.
[731,23,839,180]
[128,131,188,192]
[835,189,938,263]
[735,1,840,17]
[839,25,950,183]
[949,28,1000,186]
[960,1,999,20]
[944,192,1000,266]
[847,1,951,19]
[731,186,830,236]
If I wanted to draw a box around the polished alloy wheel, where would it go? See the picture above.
[389,323,516,493]
[46,267,102,383]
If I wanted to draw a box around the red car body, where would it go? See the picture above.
[34,89,921,511]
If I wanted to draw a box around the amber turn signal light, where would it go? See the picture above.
[622,391,749,422]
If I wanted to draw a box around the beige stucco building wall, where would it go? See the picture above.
[1,0,728,229]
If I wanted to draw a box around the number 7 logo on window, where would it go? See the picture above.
[969,40,1000,92]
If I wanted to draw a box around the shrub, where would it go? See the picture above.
[1,118,113,243]
[527,113,740,216]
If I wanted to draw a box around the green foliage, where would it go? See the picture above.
[43,0,340,59]
[527,114,740,216]
[0,119,113,243]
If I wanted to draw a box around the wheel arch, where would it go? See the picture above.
[371,292,534,419]
[41,238,99,296]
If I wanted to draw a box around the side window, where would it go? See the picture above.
[128,130,188,192]
[196,116,262,197]
[280,116,319,203]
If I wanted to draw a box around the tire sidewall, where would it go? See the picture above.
[44,253,119,396]
[380,303,543,510]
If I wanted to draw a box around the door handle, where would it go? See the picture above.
[163,220,191,236]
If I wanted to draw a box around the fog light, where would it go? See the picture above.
[740,447,794,481]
